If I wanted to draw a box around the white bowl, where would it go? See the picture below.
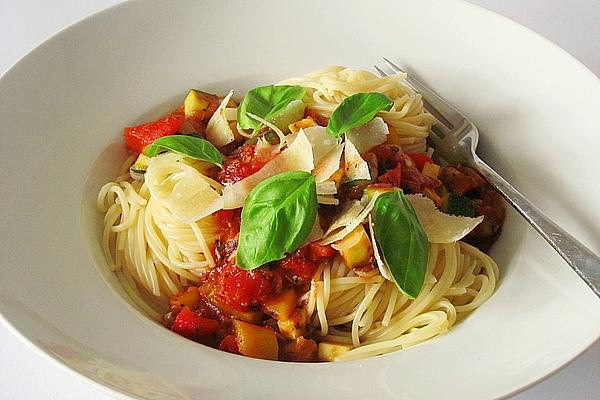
[1,1,599,399]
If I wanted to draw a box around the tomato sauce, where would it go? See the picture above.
[218,145,266,184]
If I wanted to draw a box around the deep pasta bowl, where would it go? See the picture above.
[1,0,599,399]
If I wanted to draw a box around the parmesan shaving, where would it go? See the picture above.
[344,139,371,181]
[367,214,393,281]
[316,180,337,195]
[323,201,363,237]
[320,193,380,245]
[345,117,389,154]
[206,90,236,148]
[302,126,341,164]
[407,194,484,243]
[222,130,314,209]
[145,153,222,223]
[317,195,339,205]
[313,143,344,183]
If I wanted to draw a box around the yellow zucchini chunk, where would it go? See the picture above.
[422,162,440,179]
[332,225,373,269]
[277,309,308,340]
[232,320,279,360]
[169,287,200,311]
[262,290,297,320]
[318,342,352,361]
[288,117,317,134]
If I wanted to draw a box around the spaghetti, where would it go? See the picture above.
[97,66,502,362]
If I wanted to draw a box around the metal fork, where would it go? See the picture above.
[375,57,600,298]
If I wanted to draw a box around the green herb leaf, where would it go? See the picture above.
[236,171,317,270]
[143,135,224,168]
[446,193,476,217]
[237,85,306,132]
[327,92,393,137]
[372,190,428,298]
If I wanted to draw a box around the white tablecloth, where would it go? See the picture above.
[1,1,598,398]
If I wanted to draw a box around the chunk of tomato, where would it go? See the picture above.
[406,153,432,172]
[212,263,274,311]
[280,247,318,283]
[171,306,219,340]
[219,334,240,354]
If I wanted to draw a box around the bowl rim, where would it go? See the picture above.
[1,1,599,399]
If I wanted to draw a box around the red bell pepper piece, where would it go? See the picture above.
[123,115,181,154]
[171,306,219,340]
[406,153,432,172]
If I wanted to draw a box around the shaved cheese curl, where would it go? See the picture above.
[206,90,236,148]
[407,194,484,243]
[222,130,314,209]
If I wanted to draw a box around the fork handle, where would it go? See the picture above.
[472,156,600,298]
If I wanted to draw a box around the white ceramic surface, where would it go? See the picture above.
[1,1,599,399]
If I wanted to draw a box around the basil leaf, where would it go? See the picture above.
[143,135,224,168]
[327,92,393,137]
[372,190,428,299]
[236,171,317,270]
[237,85,306,131]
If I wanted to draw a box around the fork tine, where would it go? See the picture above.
[374,63,452,138]
[373,65,387,77]
[382,57,403,73]
[382,58,465,130]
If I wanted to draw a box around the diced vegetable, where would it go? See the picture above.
[307,243,335,260]
[232,320,279,360]
[171,306,219,340]
[318,342,352,361]
[385,125,403,146]
[123,116,181,154]
[262,290,297,320]
[406,153,432,171]
[130,153,149,174]
[281,337,317,361]
[332,225,373,269]
[422,162,440,179]
[169,287,200,311]
[211,297,262,324]
[219,335,239,354]
[279,248,318,283]
[184,89,214,117]
[288,117,317,133]
[277,309,308,340]
[269,99,305,133]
